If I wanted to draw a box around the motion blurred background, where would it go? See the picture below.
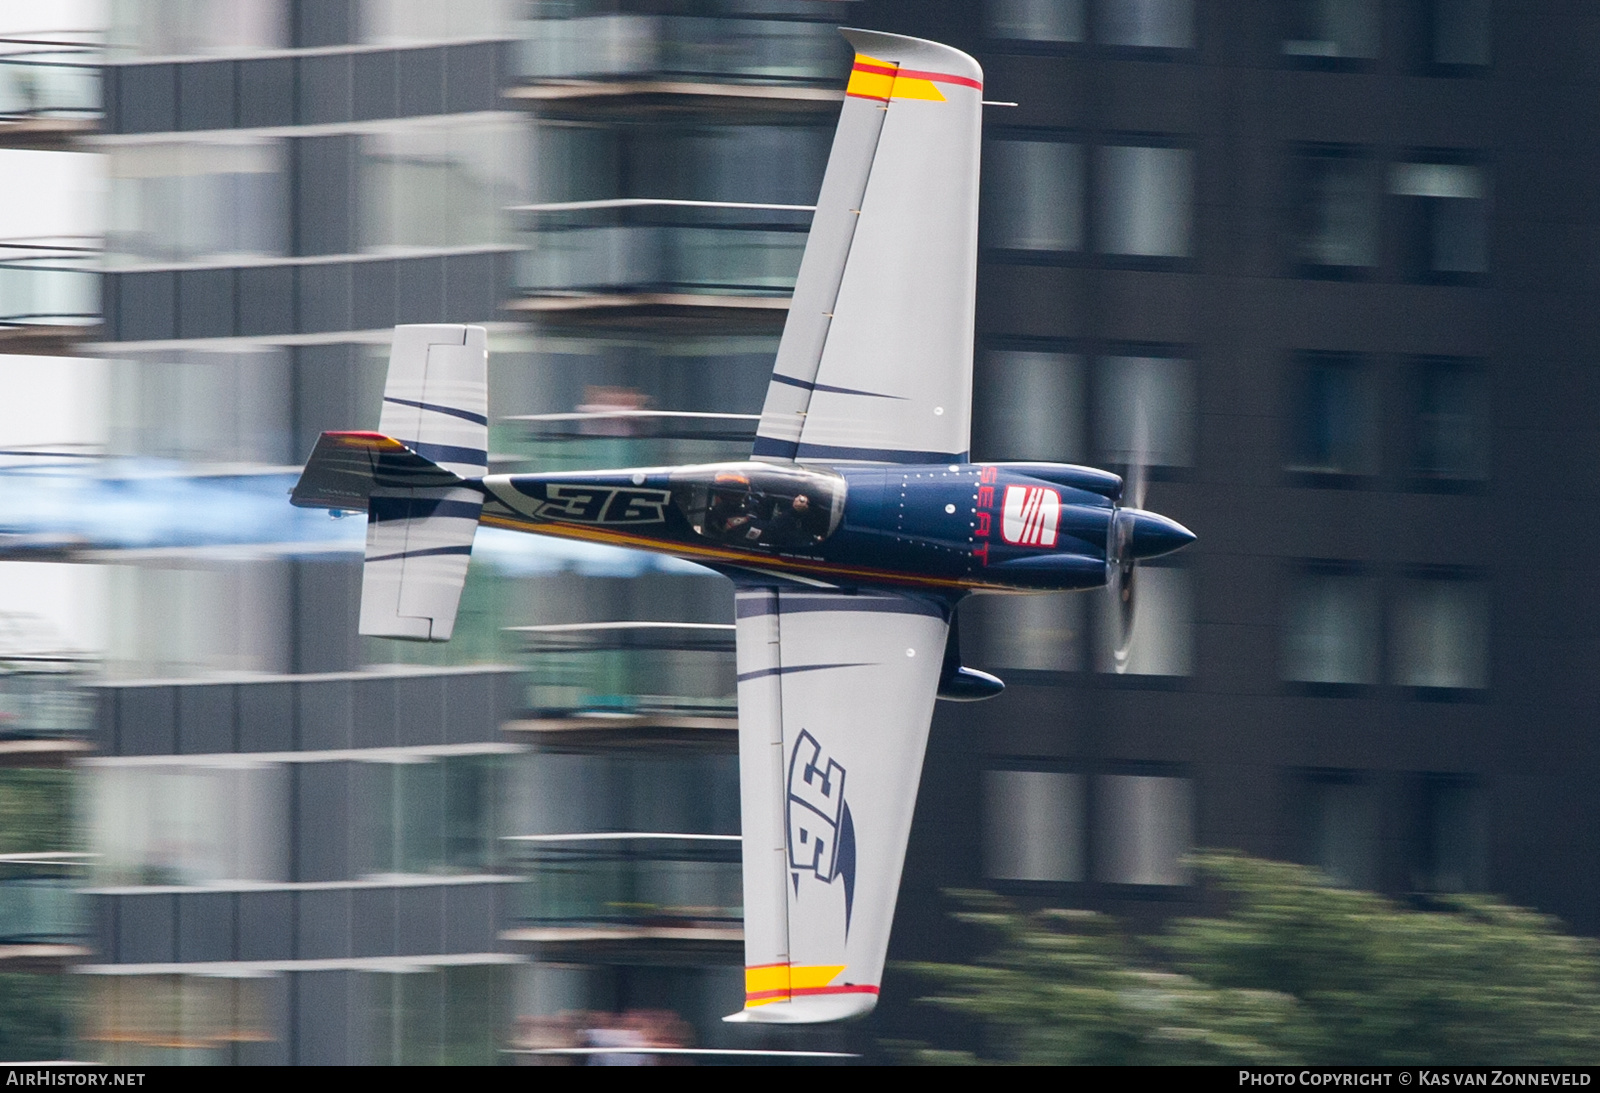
[0,0,1589,1065]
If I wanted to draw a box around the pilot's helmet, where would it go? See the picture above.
[713,471,750,489]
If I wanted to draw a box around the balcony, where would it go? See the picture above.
[510,622,736,745]
[0,857,91,967]
[509,11,850,122]
[0,35,99,150]
[0,634,96,766]
[511,199,809,327]
[502,833,741,957]
[0,240,100,355]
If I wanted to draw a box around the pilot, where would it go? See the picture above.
[768,492,815,547]
[707,472,757,539]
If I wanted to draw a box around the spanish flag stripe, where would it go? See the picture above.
[895,66,982,90]
[849,60,981,91]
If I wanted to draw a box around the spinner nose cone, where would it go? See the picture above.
[1125,509,1196,560]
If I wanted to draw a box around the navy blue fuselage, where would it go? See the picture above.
[477,460,1192,595]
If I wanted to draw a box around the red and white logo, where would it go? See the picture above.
[1001,485,1060,547]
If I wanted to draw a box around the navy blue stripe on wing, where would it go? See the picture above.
[769,374,904,400]
[794,443,968,464]
[368,497,484,522]
[383,396,490,426]
[365,544,475,564]
[736,662,868,683]
[406,441,488,468]
[734,592,946,620]
[751,436,800,460]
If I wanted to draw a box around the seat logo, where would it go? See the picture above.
[1001,485,1060,547]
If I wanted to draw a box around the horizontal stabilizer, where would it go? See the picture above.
[290,431,463,512]
[355,323,490,643]
[378,325,489,479]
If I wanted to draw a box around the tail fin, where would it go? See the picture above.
[291,325,489,642]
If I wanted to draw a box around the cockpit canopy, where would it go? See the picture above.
[671,462,847,552]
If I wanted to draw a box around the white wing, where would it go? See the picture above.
[728,587,949,1023]
[752,29,983,466]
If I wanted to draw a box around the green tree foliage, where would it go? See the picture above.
[904,853,1600,1065]
[0,769,79,1061]
[0,973,76,1062]
[0,769,75,855]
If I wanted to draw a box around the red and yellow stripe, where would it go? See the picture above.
[743,963,878,1007]
[321,430,406,453]
[845,53,981,103]
[477,509,1013,592]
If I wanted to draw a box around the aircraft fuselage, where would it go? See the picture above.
[476,460,1192,594]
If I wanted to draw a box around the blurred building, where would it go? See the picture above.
[0,0,1596,1065]
[67,0,852,1064]
[865,0,1600,1039]
[76,0,528,1065]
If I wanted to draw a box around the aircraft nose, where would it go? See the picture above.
[1125,509,1196,560]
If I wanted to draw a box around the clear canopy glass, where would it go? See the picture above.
[671,462,845,551]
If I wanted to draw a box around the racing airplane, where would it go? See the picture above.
[291,28,1194,1024]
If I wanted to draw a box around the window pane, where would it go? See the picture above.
[361,118,529,252]
[1282,0,1379,59]
[362,0,511,44]
[110,348,292,465]
[1297,774,1379,889]
[107,141,288,265]
[1098,0,1194,48]
[1391,164,1489,276]
[1094,774,1192,885]
[965,590,1085,672]
[85,975,277,1065]
[1094,355,1197,468]
[530,124,621,205]
[1432,0,1491,66]
[1412,360,1488,480]
[1392,577,1489,689]
[1096,146,1193,257]
[1409,776,1486,892]
[89,763,289,886]
[982,141,1084,251]
[975,351,1085,463]
[1094,565,1194,676]
[989,0,1085,41]
[1287,354,1378,476]
[110,0,287,59]
[984,770,1085,881]
[1289,153,1379,269]
[1282,571,1380,684]
[105,561,292,679]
